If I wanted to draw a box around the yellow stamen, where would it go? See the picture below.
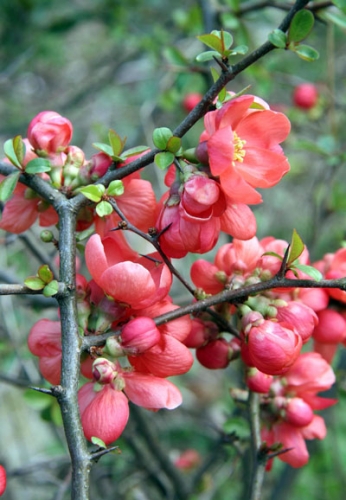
[232,131,246,164]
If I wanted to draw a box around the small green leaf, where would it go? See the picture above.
[210,67,219,83]
[96,200,113,217]
[197,33,223,53]
[93,142,114,157]
[25,158,52,174]
[319,9,346,29]
[91,436,107,448]
[261,251,283,260]
[79,184,105,202]
[24,389,51,410]
[152,127,173,149]
[43,280,59,297]
[227,44,248,55]
[268,29,287,48]
[292,263,322,281]
[0,172,20,202]
[107,180,124,196]
[38,264,53,284]
[196,50,221,62]
[293,44,319,61]
[24,276,45,290]
[13,135,26,165]
[154,152,175,170]
[288,10,315,43]
[223,417,250,439]
[163,46,188,66]
[287,229,304,266]
[121,146,149,158]
[166,136,182,154]
[3,138,22,168]
[108,129,125,157]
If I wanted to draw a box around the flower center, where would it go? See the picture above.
[232,131,246,164]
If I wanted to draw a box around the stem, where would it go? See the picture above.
[55,200,91,500]
[247,392,266,500]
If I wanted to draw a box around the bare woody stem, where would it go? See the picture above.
[246,392,266,500]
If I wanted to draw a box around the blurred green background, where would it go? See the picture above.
[1,0,346,499]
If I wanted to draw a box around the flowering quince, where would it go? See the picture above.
[85,232,172,309]
[0,465,6,496]
[196,94,291,204]
[174,449,202,471]
[78,359,182,444]
[27,110,73,154]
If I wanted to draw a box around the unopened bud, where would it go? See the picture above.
[40,230,54,243]
[92,358,117,384]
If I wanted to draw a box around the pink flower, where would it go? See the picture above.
[196,95,290,204]
[244,318,302,375]
[78,382,130,444]
[120,317,161,354]
[0,465,6,496]
[275,301,318,344]
[174,449,202,470]
[85,232,172,308]
[313,309,346,344]
[28,319,62,385]
[246,367,273,393]
[27,111,73,154]
[196,338,232,369]
[122,371,182,409]
[263,422,309,468]
[283,397,314,427]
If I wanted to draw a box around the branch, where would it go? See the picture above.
[247,392,266,500]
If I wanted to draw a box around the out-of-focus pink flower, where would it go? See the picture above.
[313,309,346,344]
[0,465,6,496]
[27,111,73,154]
[196,95,290,204]
[263,422,309,468]
[244,318,302,375]
[85,232,172,308]
[174,449,202,470]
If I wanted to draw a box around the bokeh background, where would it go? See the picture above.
[1,1,346,499]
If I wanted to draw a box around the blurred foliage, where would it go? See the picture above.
[1,0,346,499]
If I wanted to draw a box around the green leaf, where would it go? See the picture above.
[332,0,346,13]
[93,142,114,157]
[108,129,125,157]
[152,127,173,149]
[24,276,45,290]
[292,263,322,281]
[227,44,248,55]
[91,436,107,448]
[43,280,59,297]
[38,264,53,284]
[196,50,221,62]
[288,10,315,43]
[3,138,22,168]
[287,229,304,266]
[25,158,52,174]
[268,29,287,48]
[166,136,182,154]
[197,33,223,53]
[154,152,175,170]
[261,251,283,260]
[163,46,188,66]
[24,389,51,410]
[223,416,250,439]
[293,44,319,61]
[107,180,124,196]
[210,67,219,83]
[13,135,26,165]
[96,200,113,217]
[121,145,149,158]
[79,184,105,202]
[0,172,20,202]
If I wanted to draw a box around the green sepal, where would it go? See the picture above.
[108,129,126,157]
[43,280,59,297]
[154,152,175,170]
[152,127,173,149]
[166,136,182,154]
[24,276,45,290]
[0,172,20,202]
[79,184,105,202]
[292,263,322,281]
[3,138,22,168]
[287,229,304,266]
[25,158,52,174]
[288,10,315,43]
[293,44,320,61]
[107,180,124,196]
[268,29,287,48]
[91,437,107,449]
[38,264,54,284]
[96,200,113,217]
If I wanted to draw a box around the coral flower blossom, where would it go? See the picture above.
[27,110,73,154]
[0,465,6,496]
[196,95,291,204]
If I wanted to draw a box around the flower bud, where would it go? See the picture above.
[276,301,318,344]
[196,338,231,369]
[313,309,346,344]
[28,110,73,154]
[283,397,314,427]
[246,367,273,393]
[183,318,218,348]
[92,358,117,384]
[120,317,160,355]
